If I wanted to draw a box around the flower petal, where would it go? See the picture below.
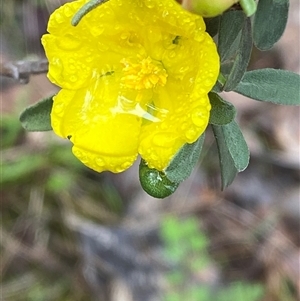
[51,75,142,173]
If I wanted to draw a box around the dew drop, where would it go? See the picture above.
[152,132,175,147]
[55,12,64,24]
[69,75,78,82]
[53,102,65,115]
[86,56,93,63]
[150,153,159,162]
[115,166,125,173]
[181,122,189,131]
[80,155,89,164]
[115,0,123,6]
[204,79,213,87]
[73,148,82,158]
[195,33,205,43]
[90,25,104,37]
[95,157,105,167]
[175,107,183,114]
[183,17,191,24]
[58,34,82,50]
[192,107,206,127]
[63,6,74,17]
[185,127,197,142]
[144,0,155,8]
[162,10,169,18]
[121,161,132,170]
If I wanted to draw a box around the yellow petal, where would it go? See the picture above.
[51,74,142,173]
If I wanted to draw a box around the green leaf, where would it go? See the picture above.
[218,11,246,62]
[164,134,205,183]
[139,160,179,198]
[1,154,45,184]
[212,121,250,189]
[209,92,236,125]
[1,115,23,148]
[234,69,300,105]
[204,16,220,37]
[223,18,253,91]
[253,0,289,51]
[212,126,238,189]
[19,96,54,131]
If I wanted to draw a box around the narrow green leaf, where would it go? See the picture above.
[139,160,179,198]
[209,92,236,125]
[234,69,300,105]
[204,16,220,37]
[1,154,45,184]
[222,121,250,172]
[19,96,54,131]
[218,11,246,62]
[212,121,250,189]
[223,18,253,91]
[253,0,289,51]
[212,125,238,189]
[164,134,205,183]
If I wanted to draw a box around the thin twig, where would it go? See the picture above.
[0,59,49,84]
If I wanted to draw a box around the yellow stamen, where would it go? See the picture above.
[121,56,168,90]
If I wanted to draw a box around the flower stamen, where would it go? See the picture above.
[121,56,168,90]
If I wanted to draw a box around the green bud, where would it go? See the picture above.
[139,160,179,198]
[182,0,239,18]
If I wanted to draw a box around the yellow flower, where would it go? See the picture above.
[42,0,219,173]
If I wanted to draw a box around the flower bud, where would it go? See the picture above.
[182,0,239,17]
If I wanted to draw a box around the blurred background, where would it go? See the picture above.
[1,1,299,300]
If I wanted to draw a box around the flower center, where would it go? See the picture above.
[121,56,168,90]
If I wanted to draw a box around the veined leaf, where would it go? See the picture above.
[234,69,300,105]
[253,0,289,51]
[223,18,253,91]
[218,11,246,62]
[212,121,250,189]
[164,134,205,183]
[209,92,236,125]
[20,96,54,131]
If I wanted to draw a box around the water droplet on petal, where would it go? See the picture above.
[185,127,198,142]
[162,10,169,18]
[195,33,205,43]
[121,161,132,170]
[73,148,82,158]
[70,75,78,82]
[152,132,175,147]
[204,79,213,87]
[90,25,104,37]
[181,122,189,131]
[192,107,206,127]
[63,6,74,17]
[115,166,125,173]
[58,34,82,50]
[144,0,155,8]
[54,12,64,24]
[80,155,88,164]
[53,102,65,115]
[95,157,105,167]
